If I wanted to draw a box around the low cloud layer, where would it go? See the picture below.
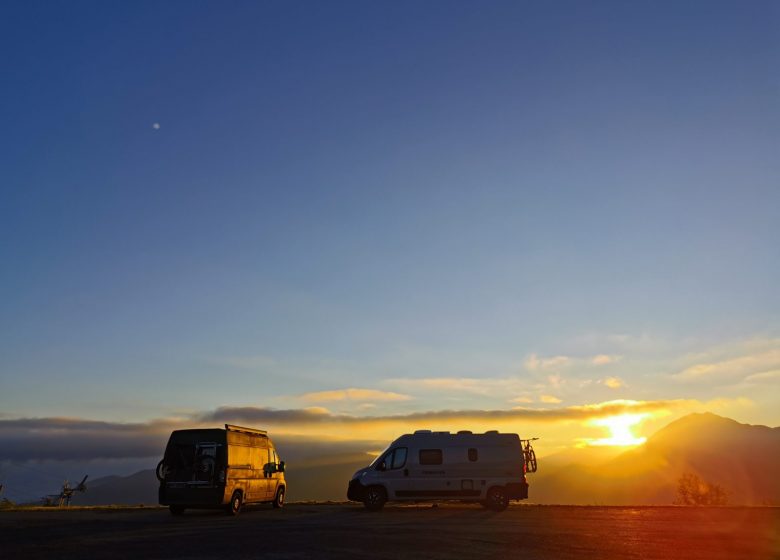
[0,399,699,462]
[0,418,172,461]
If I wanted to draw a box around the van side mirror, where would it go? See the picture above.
[278,461,285,473]
[377,461,386,472]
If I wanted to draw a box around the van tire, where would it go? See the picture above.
[273,486,285,509]
[227,491,243,516]
[483,487,509,511]
[363,486,387,511]
[169,505,185,516]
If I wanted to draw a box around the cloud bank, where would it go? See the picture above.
[0,399,697,462]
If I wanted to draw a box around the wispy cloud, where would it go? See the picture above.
[300,388,412,403]
[524,354,570,372]
[540,395,563,404]
[673,341,780,383]
[602,377,624,389]
[591,354,621,366]
[524,352,621,373]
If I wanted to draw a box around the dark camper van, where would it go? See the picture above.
[157,424,286,515]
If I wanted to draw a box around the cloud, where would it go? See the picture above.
[152,123,160,130]
[0,399,708,462]
[674,345,780,383]
[540,395,563,404]
[300,388,411,403]
[602,377,624,389]
[523,352,621,374]
[357,403,378,410]
[524,354,570,372]
[743,370,780,383]
[0,417,174,461]
[546,374,564,389]
[592,354,620,366]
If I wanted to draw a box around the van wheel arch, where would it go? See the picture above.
[273,485,285,508]
[482,486,509,512]
[363,485,387,511]
[227,490,244,516]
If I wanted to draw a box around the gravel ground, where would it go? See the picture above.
[1,503,777,560]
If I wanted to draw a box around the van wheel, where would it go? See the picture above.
[227,491,243,516]
[169,505,185,516]
[273,487,285,509]
[363,486,387,511]
[483,487,509,511]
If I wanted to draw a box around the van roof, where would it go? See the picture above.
[225,424,268,436]
[408,430,516,436]
[395,431,521,445]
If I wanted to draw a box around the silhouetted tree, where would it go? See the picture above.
[675,472,728,505]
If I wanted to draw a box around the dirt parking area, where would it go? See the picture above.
[1,504,777,560]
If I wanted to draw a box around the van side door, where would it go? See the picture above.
[409,447,450,497]
[246,445,270,503]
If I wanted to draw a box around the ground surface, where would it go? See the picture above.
[1,503,777,559]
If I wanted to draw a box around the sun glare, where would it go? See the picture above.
[589,413,649,446]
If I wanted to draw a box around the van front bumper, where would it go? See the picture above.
[347,479,366,501]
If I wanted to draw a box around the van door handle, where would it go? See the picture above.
[403,469,409,477]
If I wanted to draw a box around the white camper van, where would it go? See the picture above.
[347,430,537,511]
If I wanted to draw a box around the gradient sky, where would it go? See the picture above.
[1,0,779,491]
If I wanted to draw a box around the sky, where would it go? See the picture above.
[1,0,779,500]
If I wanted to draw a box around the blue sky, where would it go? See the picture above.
[1,0,778,454]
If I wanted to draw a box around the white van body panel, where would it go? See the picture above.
[348,431,530,505]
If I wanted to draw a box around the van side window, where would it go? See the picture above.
[419,449,443,465]
[468,448,478,462]
[390,447,407,469]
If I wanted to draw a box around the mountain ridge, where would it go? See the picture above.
[73,412,779,506]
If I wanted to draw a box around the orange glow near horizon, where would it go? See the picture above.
[588,413,649,446]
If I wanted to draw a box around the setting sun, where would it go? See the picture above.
[588,413,649,446]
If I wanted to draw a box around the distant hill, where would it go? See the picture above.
[530,413,780,505]
[71,470,158,506]
[70,413,779,506]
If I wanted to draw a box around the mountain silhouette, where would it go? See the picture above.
[71,452,370,505]
[70,413,779,506]
[531,412,780,505]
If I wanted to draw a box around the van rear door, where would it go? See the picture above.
[163,436,224,487]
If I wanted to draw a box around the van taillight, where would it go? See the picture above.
[218,469,226,483]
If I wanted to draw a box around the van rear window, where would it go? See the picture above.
[419,449,443,465]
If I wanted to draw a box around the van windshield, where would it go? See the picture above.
[368,445,392,468]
